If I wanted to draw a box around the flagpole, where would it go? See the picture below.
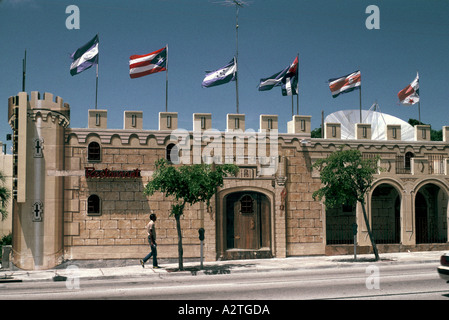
[235,4,240,114]
[417,70,420,123]
[166,44,169,112]
[95,63,98,110]
[296,52,299,115]
[291,95,294,117]
[22,49,27,92]
[359,82,362,123]
[418,101,421,123]
[95,33,99,110]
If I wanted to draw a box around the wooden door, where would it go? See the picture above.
[233,194,258,249]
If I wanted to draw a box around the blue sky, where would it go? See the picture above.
[1,0,449,153]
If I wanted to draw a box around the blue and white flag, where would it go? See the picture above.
[258,68,288,91]
[70,35,99,76]
[202,58,237,88]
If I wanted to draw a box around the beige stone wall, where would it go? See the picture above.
[62,127,449,261]
[0,147,12,237]
[282,144,325,256]
[63,133,214,261]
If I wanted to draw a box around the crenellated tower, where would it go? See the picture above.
[8,91,70,270]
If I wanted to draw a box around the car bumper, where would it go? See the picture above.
[438,266,449,282]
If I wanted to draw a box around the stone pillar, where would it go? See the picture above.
[401,188,415,245]
[226,114,245,132]
[274,156,288,258]
[356,201,371,247]
[287,115,311,134]
[123,111,143,130]
[324,123,341,139]
[414,125,430,141]
[386,124,401,141]
[355,123,372,140]
[259,115,278,132]
[442,126,449,142]
[159,112,178,131]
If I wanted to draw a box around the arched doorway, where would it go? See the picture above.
[371,183,401,244]
[223,191,271,259]
[415,183,448,244]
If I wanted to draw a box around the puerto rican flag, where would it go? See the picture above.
[129,46,167,79]
[328,70,361,98]
[398,73,419,105]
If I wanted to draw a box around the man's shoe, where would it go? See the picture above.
[153,266,161,269]
[140,259,145,268]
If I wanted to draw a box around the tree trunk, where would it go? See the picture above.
[174,213,184,270]
[360,201,380,261]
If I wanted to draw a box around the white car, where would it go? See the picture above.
[438,253,449,283]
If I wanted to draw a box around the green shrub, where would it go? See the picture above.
[0,233,12,260]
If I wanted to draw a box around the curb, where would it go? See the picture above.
[0,252,444,283]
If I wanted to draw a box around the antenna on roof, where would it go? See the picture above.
[215,0,250,114]
[218,0,249,8]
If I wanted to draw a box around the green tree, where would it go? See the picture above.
[312,147,380,261]
[144,159,239,270]
[311,127,322,138]
[0,171,10,221]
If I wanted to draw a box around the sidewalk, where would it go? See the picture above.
[0,250,445,283]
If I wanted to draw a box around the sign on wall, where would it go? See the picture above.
[84,167,141,179]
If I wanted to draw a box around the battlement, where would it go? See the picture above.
[82,107,449,143]
[8,92,449,143]
[8,91,70,123]
[29,91,70,111]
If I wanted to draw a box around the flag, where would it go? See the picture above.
[258,68,288,91]
[258,56,298,96]
[70,34,99,76]
[129,46,167,79]
[281,56,298,96]
[398,73,419,105]
[202,58,237,88]
[328,70,361,98]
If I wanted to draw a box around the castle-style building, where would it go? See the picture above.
[7,91,449,270]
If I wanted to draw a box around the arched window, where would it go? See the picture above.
[166,143,179,164]
[240,195,254,214]
[87,142,101,161]
[404,152,414,171]
[87,194,101,215]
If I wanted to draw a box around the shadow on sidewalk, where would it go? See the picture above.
[333,257,395,263]
[165,263,257,275]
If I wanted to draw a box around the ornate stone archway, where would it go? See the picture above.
[414,181,448,244]
[370,183,401,244]
[216,187,274,260]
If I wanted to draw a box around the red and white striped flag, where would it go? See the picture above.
[328,70,361,98]
[129,46,167,79]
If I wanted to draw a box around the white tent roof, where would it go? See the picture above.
[324,109,414,141]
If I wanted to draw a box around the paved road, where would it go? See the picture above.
[0,262,447,301]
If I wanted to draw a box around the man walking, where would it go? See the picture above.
[140,213,160,268]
